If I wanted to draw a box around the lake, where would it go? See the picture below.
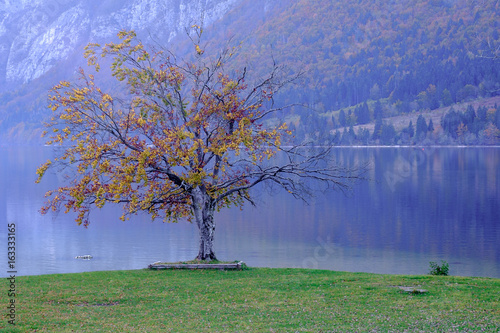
[1,146,499,278]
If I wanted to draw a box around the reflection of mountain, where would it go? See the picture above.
[2,147,499,277]
[1,147,201,277]
[1,0,499,144]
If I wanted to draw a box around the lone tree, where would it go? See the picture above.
[37,29,362,261]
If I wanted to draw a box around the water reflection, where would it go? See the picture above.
[1,146,499,278]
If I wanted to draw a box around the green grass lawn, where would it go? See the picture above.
[2,268,499,332]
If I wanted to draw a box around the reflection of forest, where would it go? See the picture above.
[219,147,500,267]
[2,147,499,277]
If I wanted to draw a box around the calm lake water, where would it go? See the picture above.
[1,146,499,278]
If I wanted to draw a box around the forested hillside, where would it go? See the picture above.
[206,0,500,145]
[239,0,499,108]
[1,0,499,145]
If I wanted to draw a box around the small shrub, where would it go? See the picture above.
[429,260,449,276]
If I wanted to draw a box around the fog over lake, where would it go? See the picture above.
[1,146,499,278]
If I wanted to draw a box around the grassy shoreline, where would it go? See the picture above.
[2,268,499,332]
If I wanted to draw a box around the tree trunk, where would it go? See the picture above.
[192,186,217,261]
[196,211,217,261]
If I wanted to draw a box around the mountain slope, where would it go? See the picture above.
[0,0,245,143]
[0,0,499,144]
[0,0,241,87]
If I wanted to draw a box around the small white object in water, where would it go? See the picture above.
[75,255,93,260]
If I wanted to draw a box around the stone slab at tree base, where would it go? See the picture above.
[148,261,245,270]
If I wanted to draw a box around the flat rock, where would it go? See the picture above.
[149,261,245,270]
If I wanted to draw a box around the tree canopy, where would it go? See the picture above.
[37,29,362,260]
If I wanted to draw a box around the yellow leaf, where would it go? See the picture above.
[195,45,204,55]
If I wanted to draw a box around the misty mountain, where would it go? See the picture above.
[0,0,499,144]
[0,0,241,87]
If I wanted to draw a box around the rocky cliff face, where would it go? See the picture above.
[0,0,241,89]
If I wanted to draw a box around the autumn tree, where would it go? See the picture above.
[37,29,362,261]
